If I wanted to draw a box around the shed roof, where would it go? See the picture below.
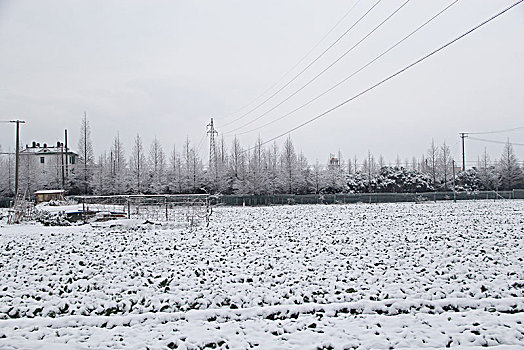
[34,190,66,195]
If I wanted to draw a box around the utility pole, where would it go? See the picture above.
[459,132,468,171]
[5,120,26,197]
[83,112,88,195]
[64,129,69,181]
[452,159,456,202]
[60,141,65,188]
[207,118,218,181]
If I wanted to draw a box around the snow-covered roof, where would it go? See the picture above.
[34,190,66,195]
[21,144,78,156]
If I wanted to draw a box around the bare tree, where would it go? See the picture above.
[130,134,146,193]
[76,113,94,194]
[169,144,183,193]
[110,133,126,193]
[148,137,165,193]
[280,136,297,194]
[426,139,438,187]
[378,155,385,169]
[477,148,499,190]
[438,141,452,190]
[498,140,523,190]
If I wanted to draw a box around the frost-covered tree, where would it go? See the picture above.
[497,140,523,190]
[361,151,377,192]
[280,136,297,194]
[438,142,452,191]
[266,142,280,194]
[130,134,146,193]
[148,137,166,194]
[375,167,434,193]
[0,149,14,196]
[311,161,324,194]
[477,149,499,190]
[75,113,94,194]
[347,158,354,175]
[111,133,127,193]
[168,144,183,193]
[246,137,267,194]
[378,155,385,169]
[324,152,345,193]
[215,136,230,193]
[183,137,204,193]
[92,152,112,195]
[296,152,311,194]
[426,140,438,188]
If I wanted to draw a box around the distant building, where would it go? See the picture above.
[34,189,65,203]
[329,154,340,168]
[19,141,78,192]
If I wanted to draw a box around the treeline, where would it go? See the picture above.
[1,117,523,197]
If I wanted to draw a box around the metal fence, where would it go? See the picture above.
[215,189,524,206]
[72,194,212,226]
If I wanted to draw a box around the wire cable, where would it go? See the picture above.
[469,126,524,135]
[224,0,411,135]
[469,136,524,147]
[230,0,458,137]
[195,131,208,153]
[221,0,363,121]
[243,0,523,153]
[221,0,383,128]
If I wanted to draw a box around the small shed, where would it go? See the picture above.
[35,190,66,204]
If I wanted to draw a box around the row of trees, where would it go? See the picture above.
[1,117,523,197]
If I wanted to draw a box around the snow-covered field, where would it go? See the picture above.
[0,200,523,349]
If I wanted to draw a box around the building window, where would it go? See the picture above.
[70,156,75,164]
[40,157,45,164]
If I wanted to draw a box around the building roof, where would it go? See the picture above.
[35,190,66,195]
[21,144,78,156]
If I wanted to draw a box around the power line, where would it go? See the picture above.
[224,0,411,135]
[243,0,523,153]
[230,0,459,137]
[221,0,363,121]
[221,0,383,128]
[469,126,524,135]
[469,136,524,147]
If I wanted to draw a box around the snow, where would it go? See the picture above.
[34,190,65,195]
[0,200,523,348]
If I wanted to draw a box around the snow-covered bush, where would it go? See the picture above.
[34,209,71,226]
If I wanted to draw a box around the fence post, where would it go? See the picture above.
[127,199,131,219]
[165,198,168,221]
[82,198,86,224]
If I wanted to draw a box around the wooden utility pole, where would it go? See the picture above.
[61,141,65,188]
[83,112,88,195]
[459,132,468,171]
[452,160,457,203]
[10,120,25,197]
[64,129,69,181]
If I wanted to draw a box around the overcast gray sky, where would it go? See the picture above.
[1,0,523,166]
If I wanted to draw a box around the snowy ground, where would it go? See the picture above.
[0,200,523,349]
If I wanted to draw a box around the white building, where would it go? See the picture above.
[19,141,78,192]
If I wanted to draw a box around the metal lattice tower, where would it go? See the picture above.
[207,118,218,179]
